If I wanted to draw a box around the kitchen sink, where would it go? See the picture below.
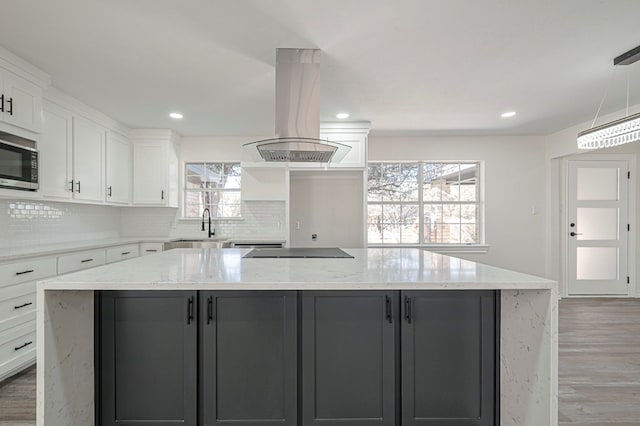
[163,239,231,250]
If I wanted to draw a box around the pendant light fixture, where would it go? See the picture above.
[577,44,640,150]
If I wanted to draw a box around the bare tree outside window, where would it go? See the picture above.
[368,162,481,245]
[184,162,241,218]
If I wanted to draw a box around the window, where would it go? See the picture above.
[367,162,481,245]
[184,162,241,218]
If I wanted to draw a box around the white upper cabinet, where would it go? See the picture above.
[0,71,43,134]
[72,116,105,202]
[105,132,131,205]
[131,130,179,207]
[40,102,73,199]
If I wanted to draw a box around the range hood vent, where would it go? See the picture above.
[243,48,350,163]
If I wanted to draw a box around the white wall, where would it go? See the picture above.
[369,135,547,276]
[289,171,364,248]
[0,199,121,248]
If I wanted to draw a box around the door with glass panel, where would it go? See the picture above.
[567,160,629,295]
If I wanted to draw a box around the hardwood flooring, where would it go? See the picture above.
[1,298,639,425]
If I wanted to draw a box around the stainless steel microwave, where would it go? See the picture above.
[0,138,39,191]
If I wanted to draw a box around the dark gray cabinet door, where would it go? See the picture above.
[301,291,396,426]
[401,290,497,426]
[200,291,297,426]
[98,290,197,426]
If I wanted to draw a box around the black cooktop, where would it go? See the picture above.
[243,248,354,259]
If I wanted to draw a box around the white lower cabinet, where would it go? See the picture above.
[0,322,36,382]
[0,282,36,334]
[140,242,164,256]
[106,245,139,264]
[57,249,107,274]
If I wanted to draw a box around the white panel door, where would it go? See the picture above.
[105,132,131,204]
[1,72,43,133]
[40,103,73,199]
[72,116,105,202]
[567,160,629,295]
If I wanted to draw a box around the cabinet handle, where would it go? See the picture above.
[187,296,194,324]
[0,94,4,112]
[161,190,164,200]
[15,341,33,351]
[7,97,13,115]
[76,181,81,193]
[69,180,74,193]
[145,249,157,252]
[81,258,94,263]
[385,295,392,323]
[207,296,214,324]
[404,296,412,324]
[15,269,34,276]
[14,302,33,310]
[121,251,131,256]
[108,186,112,197]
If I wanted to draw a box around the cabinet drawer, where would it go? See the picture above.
[106,245,139,264]
[0,257,57,288]
[58,249,106,274]
[0,322,36,381]
[139,242,163,256]
[0,282,36,333]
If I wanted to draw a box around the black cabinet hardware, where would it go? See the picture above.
[69,180,74,193]
[14,302,33,310]
[570,232,582,237]
[121,252,131,256]
[206,296,213,324]
[161,190,164,200]
[76,180,81,193]
[15,269,34,276]
[145,249,158,252]
[108,186,112,197]
[385,295,392,323]
[14,341,33,351]
[81,258,94,263]
[7,97,13,115]
[0,94,4,112]
[187,296,194,324]
[404,296,412,323]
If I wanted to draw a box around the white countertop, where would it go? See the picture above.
[39,248,555,291]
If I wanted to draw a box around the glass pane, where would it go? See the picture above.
[382,204,402,224]
[221,191,241,205]
[401,164,419,201]
[423,163,445,202]
[424,204,443,225]
[460,204,478,224]
[224,163,242,189]
[576,167,618,201]
[205,163,224,188]
[459,164,478,201]
[382,224,401,244]
[367,164,383,201]
[367,223,383,243]
[460,224,478,244]
[577,208,618,240]
[400,205,419,243]
[442,204,461,226]
[576,247,618,280]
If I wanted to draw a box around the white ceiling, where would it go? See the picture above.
[1,0,640,136]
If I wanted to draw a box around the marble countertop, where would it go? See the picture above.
[39,248,556,291]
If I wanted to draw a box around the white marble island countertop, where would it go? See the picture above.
[39,247,555,291]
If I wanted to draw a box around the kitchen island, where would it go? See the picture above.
[37,248,558,426]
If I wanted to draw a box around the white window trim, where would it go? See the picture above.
[367,160,486,247]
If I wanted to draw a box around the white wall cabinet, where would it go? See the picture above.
[320,131,367,169]
[40,102,73,199]
[72,116,105,203]
[131,131,179,207]
[0,69,43,134]
[106,132,131,205]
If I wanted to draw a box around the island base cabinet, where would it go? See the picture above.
[199,291,297,426]
[301,291,397,426]
[401,291,497,426]
[98,291,197,426]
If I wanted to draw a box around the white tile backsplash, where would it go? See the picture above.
[0,199,121,248]
[120,201,287,241]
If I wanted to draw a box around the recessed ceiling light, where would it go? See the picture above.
[501,111,516,118]
[169,112,184,119]
[336,112,350,119]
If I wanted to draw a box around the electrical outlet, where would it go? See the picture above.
[311,234,318,241]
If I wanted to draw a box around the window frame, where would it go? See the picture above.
[367,160,485,248]
[182,161,242,219]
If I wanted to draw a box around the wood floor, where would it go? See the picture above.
[1,298,639,425]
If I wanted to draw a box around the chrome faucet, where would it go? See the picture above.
[201,208,215,238]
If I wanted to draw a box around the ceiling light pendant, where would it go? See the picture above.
[578,44,640,150]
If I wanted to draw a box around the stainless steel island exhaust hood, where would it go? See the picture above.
[243,48,350,163]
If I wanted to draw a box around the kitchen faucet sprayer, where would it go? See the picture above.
[202,208,215,238]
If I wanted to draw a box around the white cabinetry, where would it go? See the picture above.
[140,243,163,256]
[242,166,287,201]
[40,102,73,199]
[0,70,43,134]
[131,130,180,207]
[320,122,370,169]
[72,116,105,202]
[106,132,131,205]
